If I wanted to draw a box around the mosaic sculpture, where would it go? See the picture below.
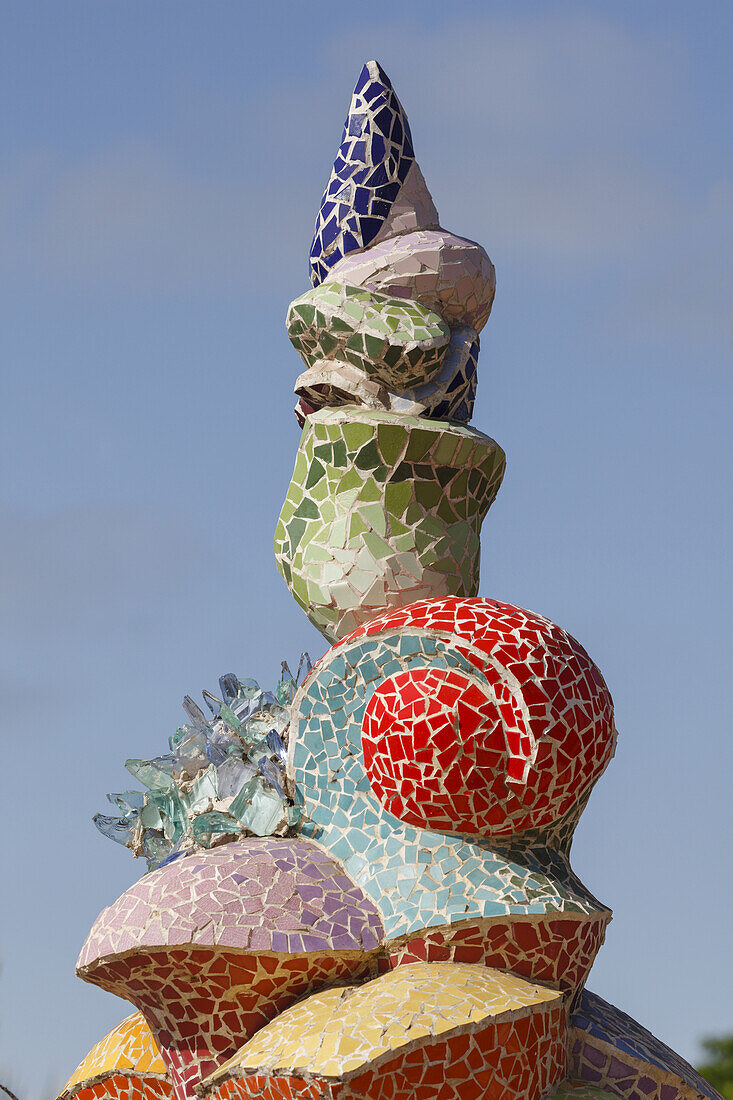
[60,60,723,1100]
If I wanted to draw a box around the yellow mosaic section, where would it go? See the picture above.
[554,1084,620,1100]
[207,961,562,1082]
[62,1012,167,1093]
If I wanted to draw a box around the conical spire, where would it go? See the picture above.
[309,60,417,286]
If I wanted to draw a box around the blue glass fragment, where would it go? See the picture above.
[182,694,210,731]
[218,673,239,702]
[94,813,135,847]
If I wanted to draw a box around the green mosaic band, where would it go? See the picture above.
[287,282,450,390]
[274,406,506,640]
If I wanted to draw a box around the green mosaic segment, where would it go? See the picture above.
[273,407,505,641]
[286,282,450,390]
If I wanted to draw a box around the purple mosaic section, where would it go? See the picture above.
[571,991,722,1100]
[78,838,384,967]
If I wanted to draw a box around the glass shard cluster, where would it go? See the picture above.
[93,657,310,870]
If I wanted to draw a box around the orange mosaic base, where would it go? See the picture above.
[206,1002,567,1100]
[80,948,375,1100]
[61,1012,167,1093]
[63,1075,171,1100]
[386,913,609,997]
[60,1011,171,1100]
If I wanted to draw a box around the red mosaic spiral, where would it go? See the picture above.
[359,597,616,837]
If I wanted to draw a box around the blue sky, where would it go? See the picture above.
[1,2,731,1096]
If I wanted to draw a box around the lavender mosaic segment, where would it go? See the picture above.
[572,990,721,1100]
[78,838,384,968]
[324,226,496,335]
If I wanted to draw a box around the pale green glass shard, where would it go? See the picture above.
[276,676,296,706]
[93,813,135,847]
[228,776,261,823]
[148,788,188,843]
[191,811,239,847]
[218,704,246,736]
[125,757,175,791]
[237,678,260,700]
[287,802,303,827]
[142,830,171,870]
[245,704,289,741]
[140,796,164,830]
[243,784,286,837]
[188,764,218,812]
[107,790,145,814]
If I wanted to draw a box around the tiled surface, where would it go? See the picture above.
[78,839,382,965]
[570,990,721,1100]
[291,596,614,943]
[293,322,479,426]
[287,283,449,390]
[358,599,615,836]
[325,227,495,335]
[309,61,417,287]
[386,912,609,999]
[61,1075,171,1100]
[555,1084,620,1100]
[86,949,373,1100]
[77,841,383,1100]
[203,962,566,1100]
[60,1013,168,1096]
[274,411,505,641]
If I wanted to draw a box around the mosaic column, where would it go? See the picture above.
[62,59,724,1100]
